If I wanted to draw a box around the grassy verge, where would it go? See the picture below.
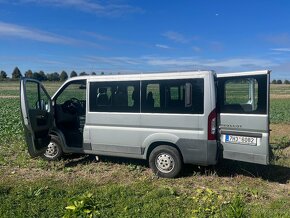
[0,175,289,218]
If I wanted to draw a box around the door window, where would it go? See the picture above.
[218,75,267,114]
[56,81,86,104]
[26,80,50,111]
[26,81,39,110]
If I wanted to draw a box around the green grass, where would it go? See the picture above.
[0,98,23,142]
[0,177,289,218]
[270,99,290,123]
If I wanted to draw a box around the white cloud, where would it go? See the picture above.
[2,54,285,77]
[0,21,78,44]
[84,56,140,66]
[163,31,190,43]
[82,55,276,72]
[204,58,275,68]
[155,44,170,49]
[264,33,290,45]
[0,21,71,44]
[4,0,143,17]
[271,48,290,52]
[0,21,102,48]
[83,32,113,41]
[192,46,201,52]
[162,31,199,44]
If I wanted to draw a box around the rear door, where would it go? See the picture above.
[20,78,53,157]
[217,71,270,165]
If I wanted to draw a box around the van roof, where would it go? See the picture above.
[68,70,214,82]
[217,70,270,78]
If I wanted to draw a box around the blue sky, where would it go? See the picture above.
[0,0,290,79]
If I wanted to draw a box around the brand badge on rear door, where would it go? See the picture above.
[220,124,242,128]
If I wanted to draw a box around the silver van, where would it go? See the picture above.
[20,70,270,178]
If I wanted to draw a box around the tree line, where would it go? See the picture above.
[0,67,105,81]
[2,67,289,84]
[272,79,290,84]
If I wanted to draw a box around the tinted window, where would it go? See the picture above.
[218,75,267,114]
[90,81,140,112]
[141,79,204,114]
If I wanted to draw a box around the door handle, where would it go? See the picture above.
[36,115,45,119]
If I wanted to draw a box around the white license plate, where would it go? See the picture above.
[225,135,257,145]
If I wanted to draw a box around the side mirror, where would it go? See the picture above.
[79,84,86,90]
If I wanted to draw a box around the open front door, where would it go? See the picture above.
[217,71,270,165]
[20,78,53,157]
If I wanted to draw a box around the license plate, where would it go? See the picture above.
[225,135,257,145]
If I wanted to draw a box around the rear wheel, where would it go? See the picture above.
[149,145,182,178]
[42,135,63,160]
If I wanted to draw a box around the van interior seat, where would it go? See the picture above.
[240,104,253,112]
[97,88,109,105]
[146,91,154,109]
[222,104,244,113]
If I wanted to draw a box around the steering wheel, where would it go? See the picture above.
[63,97,83,114]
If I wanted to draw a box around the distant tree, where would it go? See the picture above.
[25,70,33,78]
[39,71,47,81]
[70,70,77,78]
[46,73,53,81]
[52,72,60,81]
[91,72,96,75]
[32,72,41,81]
[30,71,46,81]
[47,72,60,81]
[12,67,22,80]
[60,70,68,81]
[277,79,283,84]
[284,79,290,84]
[80,72,88,76]
[0,70,7,80]
[272,79,277,84]
[100,72,105,75]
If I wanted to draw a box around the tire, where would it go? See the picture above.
[149,145,182,178]
[41,135,63,161]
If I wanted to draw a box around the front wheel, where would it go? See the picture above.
[42,135,63,161]
[149,145,182,178]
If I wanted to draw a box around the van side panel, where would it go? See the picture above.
[84,71,218,166]
[86,113,142,154]
[140,72,217,165]
[140,114,203,163]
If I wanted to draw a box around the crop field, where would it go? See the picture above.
[0,81,289,217]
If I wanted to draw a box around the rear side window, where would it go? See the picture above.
[89,81,140,113]
[141,79,204,114]
[218,75,267,114]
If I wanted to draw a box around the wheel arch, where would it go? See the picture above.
[49,129,66,150]
[145,141,184,163]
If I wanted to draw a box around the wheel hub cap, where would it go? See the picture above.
[156,153,175,173]
[44,142,58,158]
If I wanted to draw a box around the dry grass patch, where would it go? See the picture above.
[271,124,290,138]
[271,94,290,99]
[0,95,19,98]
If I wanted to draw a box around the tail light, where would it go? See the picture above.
[208,109,217,140]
